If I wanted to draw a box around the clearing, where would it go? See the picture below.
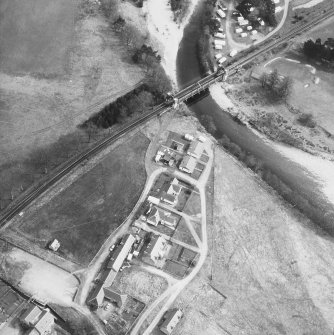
[111,266,168,305]
[0,246,78,306]
[3,133,149,266]
[170,147,334,335]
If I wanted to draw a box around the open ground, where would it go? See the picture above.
[3,132,149,266]
[166,146,334,335]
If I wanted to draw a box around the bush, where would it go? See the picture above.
[297,113,316,128]
[261,69,293,102]
[303,38,334,63]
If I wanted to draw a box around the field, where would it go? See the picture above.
[171,147,334,335]
[4,133,149,266]
[0,0,76,76]
[0,0,144,211]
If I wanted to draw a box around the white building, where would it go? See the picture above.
[235,27,243,34]
[214,53,223,60]
[240,32,248,38]
[49,239,60,252]
[179,156,197,174]
[217,9,226,18]
[145,235,168,264]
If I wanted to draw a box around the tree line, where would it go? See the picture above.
[236,0,277,27]
[303,38,334,63]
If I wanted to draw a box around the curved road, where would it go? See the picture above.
[131,136,213,335]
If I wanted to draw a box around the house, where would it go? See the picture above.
[246,25,252,31]
[273,0,280,3]
[240,32,248,38]
[148,195,160,205]
[107,234,135,272]
[87,269,117,308]
[251,30,258,35]
[145,235,168,263]
[33,311,54,335]
[104,288,127,308]
[49,239,60,252]
[167,178,181,197]
[218,27,224,32]
[146,206,177,228]
[161,193,177,206]
[21,305,54,335]
[160,309,183,335]
[235,27,243,34]
[179,156,196,174]
[214,53,223,60]
[187,140,203,159]
[22,306,42,327]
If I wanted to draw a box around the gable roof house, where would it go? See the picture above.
[21,305,54,335]
[187,140,203,158]
[160,309,183,335]
[103,288,127,308]
[179,156,196,174]
[145,235,168,263]
[146,206,177,228]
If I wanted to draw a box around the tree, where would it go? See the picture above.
[261,69,293,102]
[113,16,126,32]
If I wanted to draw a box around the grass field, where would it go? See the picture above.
[8,133,149,265]
[0,0,76,76]
[171,147,334,335]
[172,218,197,247]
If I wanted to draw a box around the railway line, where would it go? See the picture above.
[1,8,333,227]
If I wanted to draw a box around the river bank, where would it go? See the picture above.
[143,0,201,87]
[177,0,334,235]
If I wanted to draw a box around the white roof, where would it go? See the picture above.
[214,53,223,59]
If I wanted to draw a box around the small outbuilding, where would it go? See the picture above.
[160,309,183,335]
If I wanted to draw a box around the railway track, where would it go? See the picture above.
[1,8,333,227]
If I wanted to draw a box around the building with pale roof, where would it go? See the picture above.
[179,156,196,174]
[145,235,168,264]
[187,140,203,159]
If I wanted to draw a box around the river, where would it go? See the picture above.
[176,1,334,234]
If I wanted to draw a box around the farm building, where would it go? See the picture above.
[145,235,168,264]
[108,234,135,272]
[160,309,183,335]
[179,156,196,174]
[187,140,203,158]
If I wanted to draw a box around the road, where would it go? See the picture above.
[130,135,213,335]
